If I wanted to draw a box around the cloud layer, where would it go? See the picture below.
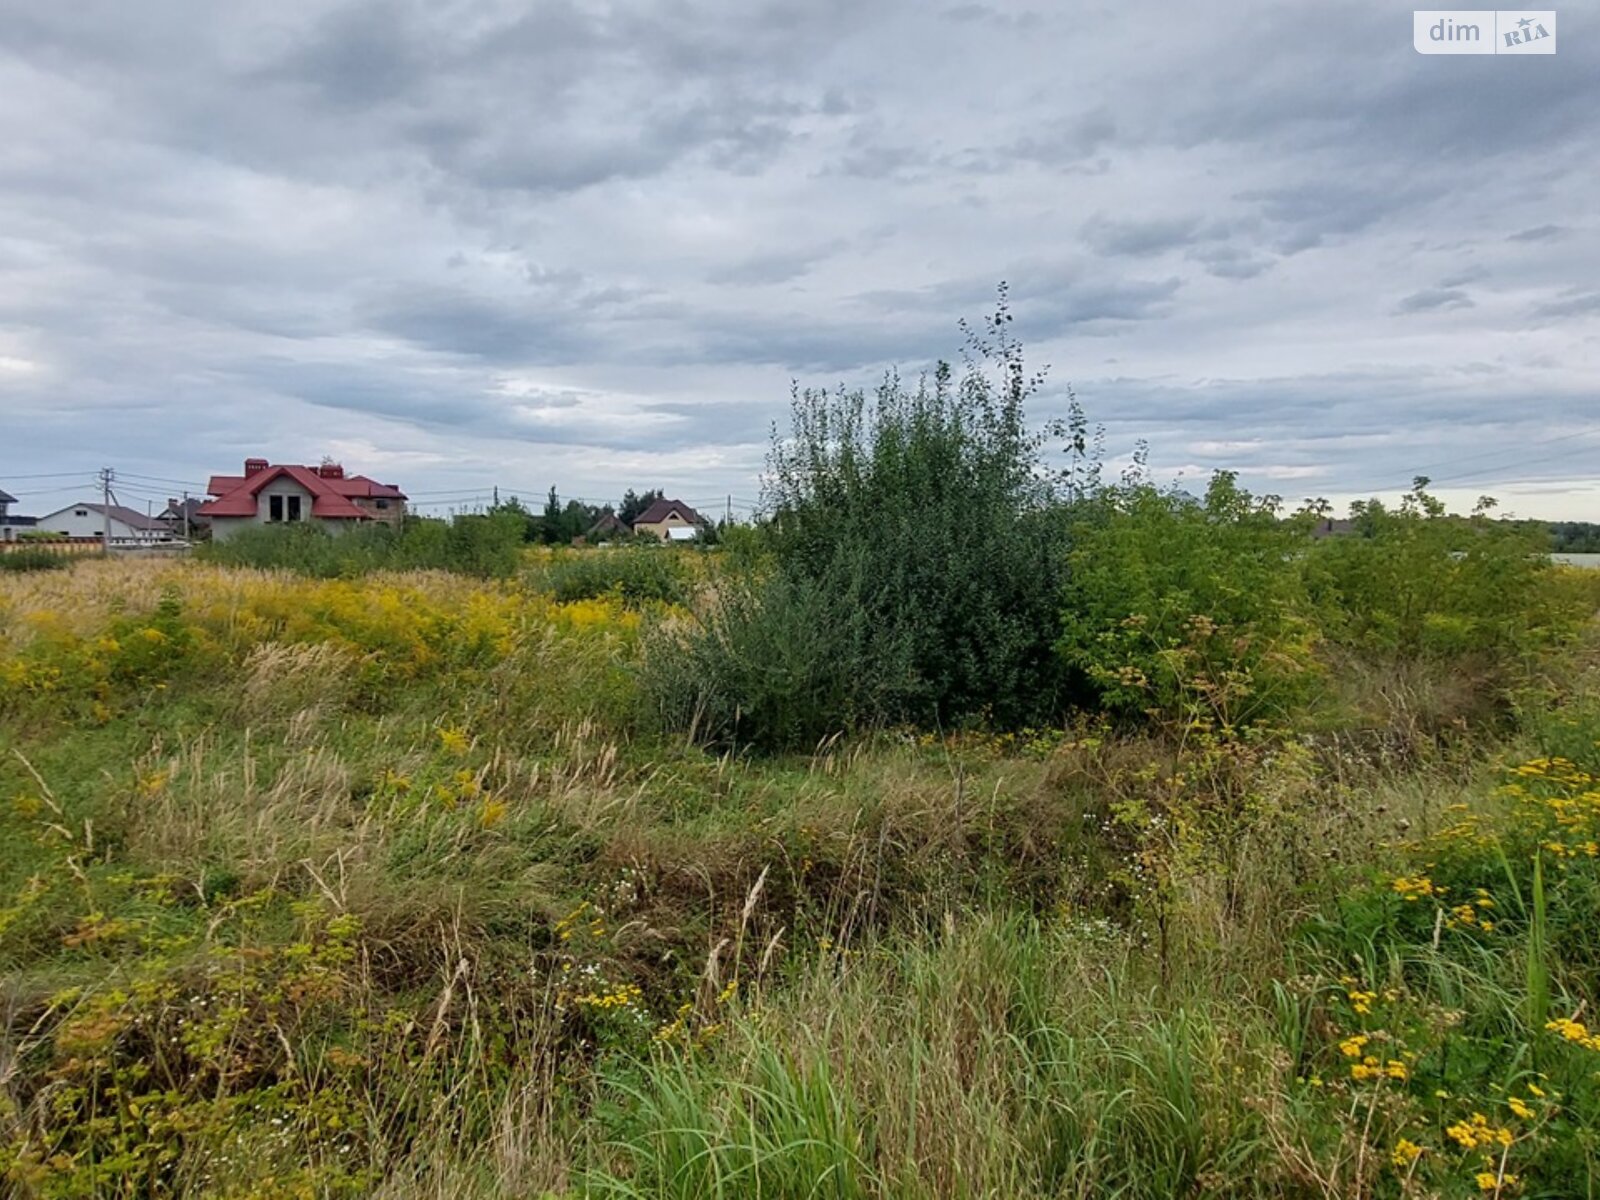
[1,0,1596,518]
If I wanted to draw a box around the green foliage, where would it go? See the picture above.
[1304,479,1571,658]
[618,488,665,526]
[196,514,525,578]
[643,570,905,752]
[650,292,1077,749]
[1549,520,1600,554]
[0,549,73,573]
[1059,472,1320,728]
[538,488,603,546]
[530,548,690,607]
[586,917,1268,1200]
[1296,743,1600,1195]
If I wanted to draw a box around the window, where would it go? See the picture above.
[375,499,389,510]
[269,495,283,522]
[75,509,88,517]
[287,495,302,522]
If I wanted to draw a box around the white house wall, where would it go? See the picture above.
[34,505,152,541]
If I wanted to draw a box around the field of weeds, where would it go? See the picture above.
[2,537,1599,1198]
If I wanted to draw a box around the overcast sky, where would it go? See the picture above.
[1,1,1596,521]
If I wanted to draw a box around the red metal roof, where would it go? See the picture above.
[197,461,407,520]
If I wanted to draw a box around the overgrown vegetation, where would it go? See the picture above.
[5,303,1600,1198]
[528,547,692,607]
[647,299,1078,749]
[196,514,526,578]
[0,550,74,574]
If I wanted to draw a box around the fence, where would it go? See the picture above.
[0,538,191,557]
[0,537,104,556]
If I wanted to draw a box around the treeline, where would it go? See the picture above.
[487,486,717,545]
[193,485,715,578]
[1551,520,1600,553]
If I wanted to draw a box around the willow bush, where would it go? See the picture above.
[648,295,1079,750]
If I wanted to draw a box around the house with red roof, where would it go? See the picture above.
[197,458,407,541]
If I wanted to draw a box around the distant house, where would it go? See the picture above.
[34,502,174,544]
[197,459,407,541]
[631,498,705,542]
[1309,517,1356,539]
[586,512,628,540]
[0,487,37,541]
[157,497,209,536]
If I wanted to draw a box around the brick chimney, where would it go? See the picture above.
[244,458,268,475]
[317,461,345,479]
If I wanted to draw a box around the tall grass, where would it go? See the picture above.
[0,549,74,573]
[585,917,1278,1199]
[197,513,526,578]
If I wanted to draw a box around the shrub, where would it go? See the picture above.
[647,294,1077,749]
[1303,480,1572,658]
[0,549,73,573]
[643,568,914,752]
[1058,472,1319,728]
[533,548,690,607]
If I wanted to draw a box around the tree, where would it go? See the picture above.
[619,488,664,525]
[486,494,538,542]
[536,489,599,544]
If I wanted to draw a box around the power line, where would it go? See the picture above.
[1325,427,1600,498]
[117,471,209,488]
[6,482,98,498]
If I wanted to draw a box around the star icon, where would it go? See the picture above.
[1517,16,1533,28]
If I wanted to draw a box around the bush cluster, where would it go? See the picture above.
[647,301,1077,750]
[530,546,691,607]
[0,549,75,573]
[646,302,1594,752]
[196,513,526,578]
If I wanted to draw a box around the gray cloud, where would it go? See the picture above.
[1532,291,1600,320]
[1397,287,1474,314]
[1081,215,1202,258]
[1508,225,1566,243]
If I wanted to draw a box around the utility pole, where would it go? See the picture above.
[98,467,114,553]
[181,490,191,541]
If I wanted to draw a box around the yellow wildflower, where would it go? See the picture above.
[1390,1138,1423,1170]
[1339,1034,1370,1058]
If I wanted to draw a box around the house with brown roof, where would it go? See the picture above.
[197,458,407,541]
[630,498,705,542]
[586,511,628,540]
